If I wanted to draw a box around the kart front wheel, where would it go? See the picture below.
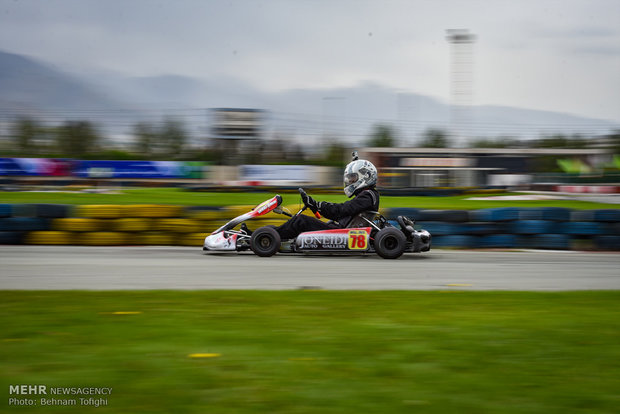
[374,227,407,259]
[250,226,281,257]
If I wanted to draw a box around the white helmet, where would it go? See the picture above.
[343,159,377,197]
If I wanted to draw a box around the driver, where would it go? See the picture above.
[274,158,380,240]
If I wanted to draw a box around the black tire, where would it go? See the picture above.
[250,226,281,257]
[374,227,407,259]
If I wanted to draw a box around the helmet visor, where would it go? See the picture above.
[344,173,358,186]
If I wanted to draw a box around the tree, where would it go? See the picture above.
[133,122,158,157]
[419,129,451,148]
[131,119,188,159]
[55,121,100,157]
[12,118,39,154]
[367,124,395,147]
[159,118,186,158]
[324,142,347,167]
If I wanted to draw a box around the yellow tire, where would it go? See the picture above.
[184,208,223,220]
[113,218,153,232]
[154,218,202,233]
[25,231,73,245]
[53,218,105,232]
[75,205,125,219]
[134,232,175,245]
[222,205,254,218]
[125,205,183,218]
[177,233,208,246]
[79,232,128,246]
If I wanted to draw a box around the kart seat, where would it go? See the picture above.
[345,211,383,228]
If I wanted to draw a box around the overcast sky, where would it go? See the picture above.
[1,0,618,122]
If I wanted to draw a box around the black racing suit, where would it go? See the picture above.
[275,187,380,240]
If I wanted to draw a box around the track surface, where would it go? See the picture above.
[1,246,619,290]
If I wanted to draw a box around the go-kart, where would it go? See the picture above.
[203,189,431,259]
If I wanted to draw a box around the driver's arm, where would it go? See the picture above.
[318,190,376,221]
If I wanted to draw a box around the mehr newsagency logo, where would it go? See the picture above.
[8,384,113,408]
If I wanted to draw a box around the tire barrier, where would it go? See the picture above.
[0,231,24,244]
[593,209,620,222]
[532,234,571,250]
[133,232,176,245]
[468,208,520,222]
[519,208,572,221]
[184,206,223,221]
[509,220,557,235]
[1,204,619,250]
[594,236,620,250]
[34,204,73,218]
[10,204,37,217]
[0,217,50,231]
[75,205,125,219]
[0,204,12,218]
[154,219,203,233]
[478,234,517,248]
[53,218,106,232]
[432,235,477,248]
[79,232,129,246]
[112,218,153,232]
[125,204,184,218]
[177,233,209,247]
[564,222,606,236]
[25,231,73,245]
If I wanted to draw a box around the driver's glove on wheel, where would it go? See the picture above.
[300,188,321,214]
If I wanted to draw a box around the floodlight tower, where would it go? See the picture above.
[446,29,476,147]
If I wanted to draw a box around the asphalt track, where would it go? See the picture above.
[1,245,619,290]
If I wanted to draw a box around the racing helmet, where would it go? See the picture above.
[343,159,377,197]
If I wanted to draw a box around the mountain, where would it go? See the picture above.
[0,50,127,114]
[1,49,618,146]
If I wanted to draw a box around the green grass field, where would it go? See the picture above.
[1,188,616,209]
[2,291,619,413]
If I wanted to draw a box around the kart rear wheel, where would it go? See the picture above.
[374,227,407,259]
[250,226,281,257]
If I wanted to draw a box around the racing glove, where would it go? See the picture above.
[299,188,321,213]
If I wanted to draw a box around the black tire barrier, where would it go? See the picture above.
[10,204,37,217]
[457,222,501,235]
[0,231,24,244]
[438,210,470,223]
[570,210,595,222]
[519,208,544,220]
[0,204,11,218]
[594,235,620,250]
[385,208,420,220]
[564,222,606,236]
[593,209,620,222]
[470,208,520,222]
[532,234,570,250]
[509,220,556,235]
[432,235,477,248]
[479,234,517,248]
[35,204,73,218]
[418,222,456,236]
[0,217,51,231]
[541,208,572,222]
[519,207,572,221]
[415,210,447,222]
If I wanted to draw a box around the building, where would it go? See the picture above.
[359,147,611,188]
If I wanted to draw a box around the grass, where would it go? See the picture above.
[0,188,617,209]
[1,291,619,413]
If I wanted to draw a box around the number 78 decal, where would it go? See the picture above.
[348,230,369,250]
